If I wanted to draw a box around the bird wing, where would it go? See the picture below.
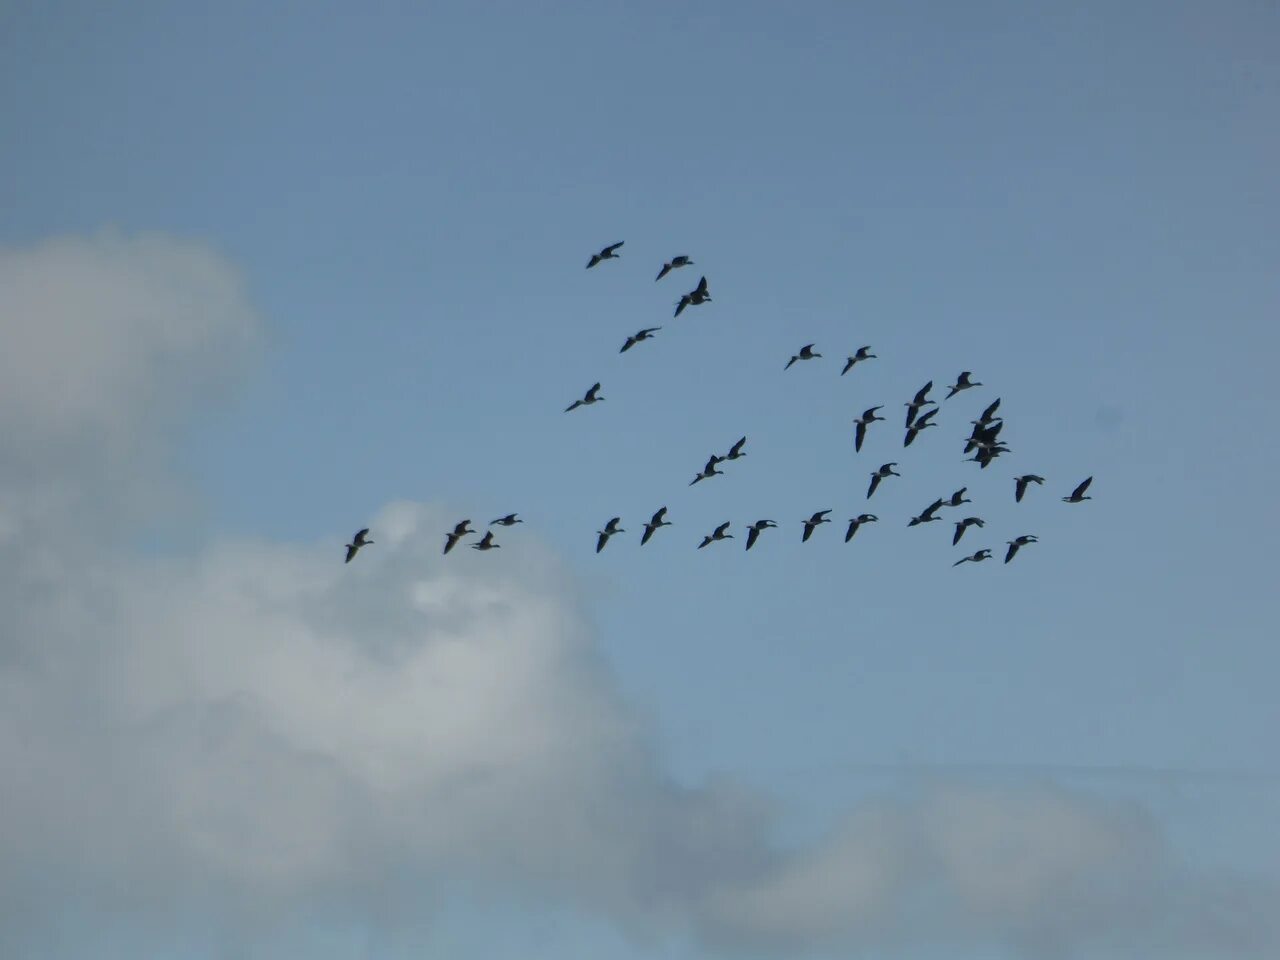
[586,382,601,400]
[586,254,600,268]
[695,276,708,296]
[845,520,858,542]
[620,337,636,353]
[952,523,964,546]
[904,426,917,447]
[913,381,933,404]
[1004,542,1018,563]
[917,407,939,427]
[785,356,797,370]
[345,543,358,563]
[605,241,623,254]
[923,498,944,519]
[714,521,731,537]
[354,528,369,541]
[641,327,661,336]
[606,517,621,532]
[651,507,667,524]
[841,358,854,375]
[855,421,866,452]
[801,523,814,542]
[1073,476,1093,498]
[596,532,609,553]
[745,527,759,551]
[1015,478,1027,502]
[443,533,459,554]
[729,436,746,457]
[640,525,654,545]
[656,264,671,281]
[565,399,582,412]
[674,297,688,318]
[981,397,1001,420]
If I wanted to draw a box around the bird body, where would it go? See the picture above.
[565,382,604,412]
[801,510,832,542]
[655,255,692,281]
[586,241,623,268]
[344,528,373,563]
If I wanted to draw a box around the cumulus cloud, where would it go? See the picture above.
[0,233,1274,958]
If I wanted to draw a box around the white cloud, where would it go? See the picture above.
[0,233,1274,958]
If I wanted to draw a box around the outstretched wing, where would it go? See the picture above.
[867,473,881,499]
[746,526,760,551]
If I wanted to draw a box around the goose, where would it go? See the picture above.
[965,420,1004,453]
[641,507,671,545]
[801,509,832,542]
[698,521,734,549]
[586,241,623,269]
[953,548,993,566]
[674,276,710,317]
[966,446,1009,468]
[867,462,900,499]
[785,343,821,370]
[655,255,692,281]
[471,530,500,551]
[596,517,624,553]
[1063,477,1093,503]
[1004,534,1039,564]
[745,519,777,551]
[490,513,523,527]
[952,516,985,546]
[853,406,884,452]
[722,435,747,461]
[1014,474,1045,503]
[443,520,475,555]
[565,382,604,412]
[344,528,373,563]
[904,406,939,447]
[945,487,971,508]
[904,380,935,429]
[620,327,661,353]
[974,397,1002,426]
[908,498,945,527]
[689,455,725,486]
[945,371,982,399]
[841,346,876,375]
[845,514,878,542]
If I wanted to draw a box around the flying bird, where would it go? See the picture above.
[952,516,985,546]
[722,436,747,461]
[745,519,777,551]
[965,419,1004,453]
[443,520,475,555]
[844,514,878,542]
[344,528,373,563]
[853,406,884,452]
[841,346,876,376]
[867,462,900,499]
[785,343,821,370]
[801,510,832,542]
[698,521,734,549]
[596,517,624,553]
[904,406,939,447]
[975,396,1002,426]
[490,513,523,527]
[953,548,993,566]
[689,455,725,486]
[945,487,971,508]
[655,255,692,281]
[904,381,935,429]
[674,275,711,317]
[641,507,671,545]
[1005,535,1039,564]
[946,371,982,399]
[1014,474,1045,503]
[908,498,945,527]
[471,530,500,551]
[1063,476,1093,503]
[586,241,623,268]
[565,382,604,412]
[620,327,661,353]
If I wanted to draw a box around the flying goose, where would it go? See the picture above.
[904,381,935,429]
[908,498,945,527]
[1004,534,1039,563]
[904,406,939,447]
[1014,474,1045,502]
[945,371,982,399]
[953,548,993,566]
[722,436,747,461]
[785,343,821,370]
[841,346,876,375]
[443,520,475,555]
[853,406,884,452]
[974,397,1002,426]
[867,462,900,499]
[586,241,623,269]
[844,514,878,542]
[471,530,500,551]
[491,513,523,527]
[344,528,373,563]
[620,327,661,353]
[689,455,725,486]
[641,507,671,545]
[945,487,971,508]
[801,509,832,542]
[674,276,711,317]
[655,255,693,281]
[596,517,624,553]
[1063,477,1093,503]
[745,519,777,551]
[952,516,985,546]
[698,521,734,549]
[565,382,604,412]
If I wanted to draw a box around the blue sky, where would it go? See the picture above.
[1,2,1277,958]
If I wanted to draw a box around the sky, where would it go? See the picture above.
[1,1,1278,958]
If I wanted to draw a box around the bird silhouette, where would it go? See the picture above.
[586,241,623,268]
[841,346,876,375]
[443,520,474,555]
[698,521,734,549]
[655,255,692,281]
[596,517,624,553]
[801,510,832,542]
[785,343,821,370]
[641,507,671,545]
[844,514,878,542]
[1014,474,1045,502]
[745,519,777,551]
[344,528,373,563]
[565,382,604,412]
[867,462,900,499]
[1063,477,1093,503]
[620,327,661,353]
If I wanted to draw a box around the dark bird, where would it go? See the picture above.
[689,455,725,486]
[953,548,993,566]
[966,445,1010,468]
[904,381,936,429]
[904,406,939,447]
[745,519,777,551]
[945,371,982,399]
[965,419,1004,454]
[586,241,623,269]
[1014,474,1045,503]
[844,514,878,542]
[945,487,971,508]
[490,513,523,527]
[853,406,884,452]
[801,509,832,542]
[952,516,985,546]
[443,520,475,555]
[908,498,946,527]
[1005,534,1039,564]
[565,382,604,412]
[655,255,693,281]
[471,530,500,551]
[596,517,624,553]
[867,462,900,499]
[841,346,876,376]
[674,275,711,317]
[785,343,821,370]
[975,396,1002,425]
[641,507,671,545]
[620,327,661,353]
[698,521,734,549]
[1063,476,1093,503]
[344,528,373,563]
[722,436,748,461]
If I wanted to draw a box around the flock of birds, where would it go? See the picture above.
[343,240,1095,569]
